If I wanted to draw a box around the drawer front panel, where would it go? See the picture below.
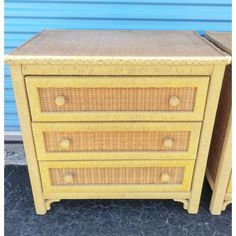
[26,76,209,121]
[38,87,196,112]
[44,130,190,152]
[33,122,201,160]
[39,160,195,193]
[49,166,184,185]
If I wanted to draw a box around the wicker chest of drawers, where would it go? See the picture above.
[5,30,230,214]
[205,31,232,215]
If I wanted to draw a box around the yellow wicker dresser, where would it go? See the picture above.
[205,31,232,215]
[5,30,230,215]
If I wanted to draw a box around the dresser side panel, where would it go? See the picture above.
[188,65,226,214]
[9,65,46,214]
[207,64,232,182]
[209,111,232,215]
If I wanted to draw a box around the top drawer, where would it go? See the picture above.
[26,76,209,121]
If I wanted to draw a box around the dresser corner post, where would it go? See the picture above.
[9,65,47,215]
[187,64,226,214]
[209,111,232,215]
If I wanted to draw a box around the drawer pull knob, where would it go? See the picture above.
[60,138,71,149]
[160,172,170,183]
[163,138,174,148]
[55,95,65,106]
[169,95,180,107]
[63,173,74,184]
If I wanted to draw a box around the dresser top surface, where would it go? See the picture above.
[205,31,232,55]
[5,30,230,65]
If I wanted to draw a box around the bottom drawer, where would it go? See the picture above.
[40,160,195,194]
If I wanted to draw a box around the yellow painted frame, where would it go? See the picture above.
[227,174,232,193]
[39,160,195,194]
[26,76,209,121]
[8,66,47,214]
[187,65,228,213]
[32,122,201,161]
[43,191,191,200]
[206,111,232,215]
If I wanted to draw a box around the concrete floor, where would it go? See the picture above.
[4,143,232,236]
[5,143,26,165]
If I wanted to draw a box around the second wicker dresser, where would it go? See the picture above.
[5,30,230,214]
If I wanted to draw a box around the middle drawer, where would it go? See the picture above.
[32,122,201,161]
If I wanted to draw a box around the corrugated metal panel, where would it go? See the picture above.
[4,0,232,136]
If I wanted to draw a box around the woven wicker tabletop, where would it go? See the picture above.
[205,31,232,55]
[8,30,227,57]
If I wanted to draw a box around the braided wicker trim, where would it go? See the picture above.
[4,55,231,65]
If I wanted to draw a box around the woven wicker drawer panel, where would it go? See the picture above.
[33,122,201,160]
[39,160,195,193]
[38,87,196,112]
[44,130,189,152]
[26,76,209,121]
[50,167,184,185]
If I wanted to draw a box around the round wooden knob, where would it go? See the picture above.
[163,138,174,148]
[63,173,74,184]
[60,138,70,149]
[160,172,170,183]
[169,95,180,107]
[55,95,65,106]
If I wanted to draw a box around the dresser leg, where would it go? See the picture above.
[222,200,232,212]
[187,201,199,214]
[9,65,47,216]
[35,199,61,215]
[209,199,232,216]
[35,201,47,215]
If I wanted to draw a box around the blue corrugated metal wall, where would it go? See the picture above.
[4,0,232,133]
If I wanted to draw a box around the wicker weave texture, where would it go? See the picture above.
[39,87,196,112]
[205,32,232,55]
[207,64,232,182]
[49,166,185,185]
[9,30,227,58]
[44,131,190,152]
